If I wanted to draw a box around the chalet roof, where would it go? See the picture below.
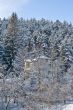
[25,59,32,62]
[37,55,48,59]
[32,58,37,61]
[24,55,49,63]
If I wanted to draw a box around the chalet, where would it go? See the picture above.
[24,55,50,78]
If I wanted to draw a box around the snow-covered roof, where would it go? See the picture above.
[24,55,48,63]
[25,59,32,62]
[33,58,37,61]
[37,55,48,59]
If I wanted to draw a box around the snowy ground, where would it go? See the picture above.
[39,104,73,110]
[0,78,73,110]
[62,104,73,110]
[9,104,73,110]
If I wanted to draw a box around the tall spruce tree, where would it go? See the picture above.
[3,13,18,76]
[60,46,70,72]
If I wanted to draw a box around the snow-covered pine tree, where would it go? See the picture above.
[3,13,18,76]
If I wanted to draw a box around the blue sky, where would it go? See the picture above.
[0,0,73,23]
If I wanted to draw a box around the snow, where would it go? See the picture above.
[37,55,48,59]
[62,104,73,110]
[1,16,73,110]
[33,58,37,61]
[25,59,32,62]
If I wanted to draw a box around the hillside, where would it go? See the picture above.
[0,14,73,109]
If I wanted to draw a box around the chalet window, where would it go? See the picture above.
[25,62,30,68]
[6,24,8,29]
[0,24,2,27]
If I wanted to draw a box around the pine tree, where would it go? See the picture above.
[3,13,18,76]
[60,46,70,72]
[51,44,60,61]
